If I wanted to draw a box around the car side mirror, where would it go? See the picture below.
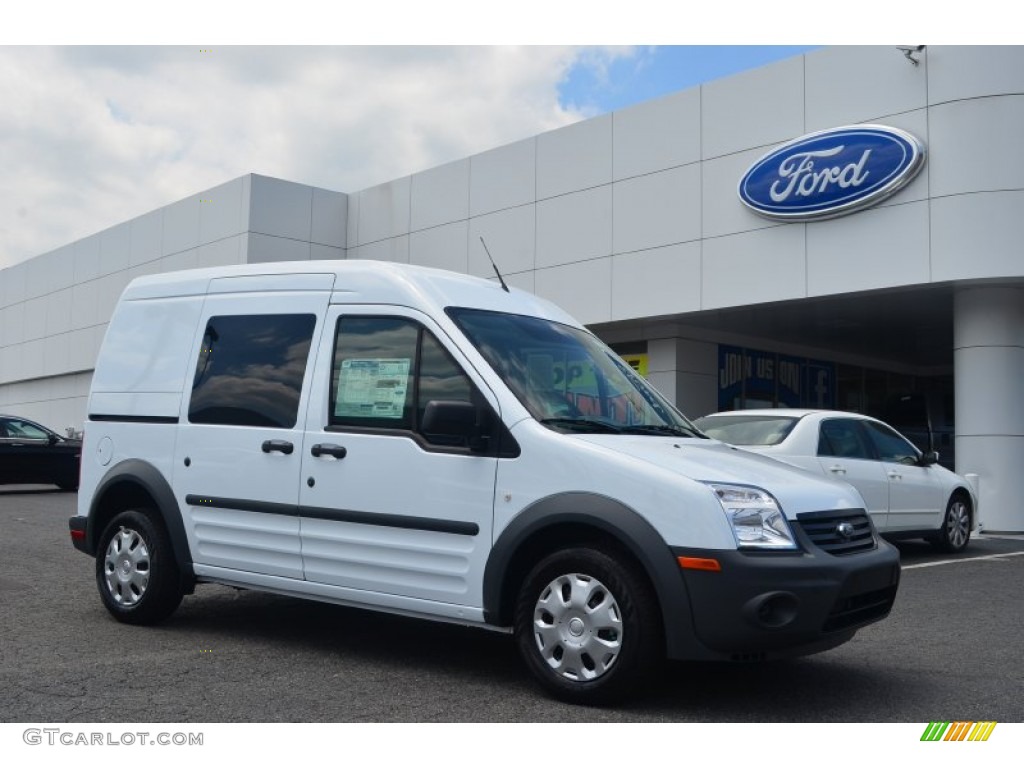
[421,400,490,452]
[47,433,59,446]
[919,450,939,466]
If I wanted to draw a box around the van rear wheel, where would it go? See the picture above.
[513,546,660,704]
[96,509,183,624]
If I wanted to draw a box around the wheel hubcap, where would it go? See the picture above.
[103,527,151,606]
[533,573,623,682]
[947,501,970,549]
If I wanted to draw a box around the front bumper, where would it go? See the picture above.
[670,535,900,661]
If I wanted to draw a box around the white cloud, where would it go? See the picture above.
[0,45,635,269]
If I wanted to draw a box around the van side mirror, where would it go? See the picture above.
[421,400,490,452]
[920,450,940,467]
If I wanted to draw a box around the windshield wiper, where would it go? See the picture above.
[619,424,705,438]
[539,418,623,434]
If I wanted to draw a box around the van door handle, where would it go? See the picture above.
[827,465,846,475]
[887,471,902,480]
[311,443,347,459]
[261,440,294,455]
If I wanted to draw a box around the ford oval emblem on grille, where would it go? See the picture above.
[836,521,855,539]
[738,125,926,221]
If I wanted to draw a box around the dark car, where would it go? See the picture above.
[0,415,82,491]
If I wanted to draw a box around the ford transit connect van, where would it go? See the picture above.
[69,261,900,703]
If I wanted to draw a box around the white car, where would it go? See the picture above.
[694,409,976,553]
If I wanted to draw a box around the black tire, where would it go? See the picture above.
[95,508,183,624]
[513,546,661,705]
[931,493,972,554]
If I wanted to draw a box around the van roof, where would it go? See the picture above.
[120,260,579,327]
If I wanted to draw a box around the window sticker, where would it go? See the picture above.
[335,358,411,419]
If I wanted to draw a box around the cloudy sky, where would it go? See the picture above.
[0,43,826,270]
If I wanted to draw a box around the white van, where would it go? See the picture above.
[69,261,900,703]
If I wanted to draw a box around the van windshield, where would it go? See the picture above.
[447,308,702,437]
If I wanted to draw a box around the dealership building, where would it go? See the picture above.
[1,45,1022,531]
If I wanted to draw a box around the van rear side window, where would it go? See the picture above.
[189,314,316,428]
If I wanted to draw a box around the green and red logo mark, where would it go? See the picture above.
[921,722,997,742]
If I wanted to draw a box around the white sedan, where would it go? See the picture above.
[693,409,976,553]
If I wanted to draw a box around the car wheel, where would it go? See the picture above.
[932,493,971,554]
[513,546,661,704]
[95,509,183,624]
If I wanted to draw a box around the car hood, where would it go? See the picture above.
[571,434,865,517]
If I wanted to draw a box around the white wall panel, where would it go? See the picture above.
[611,242,701,322]
[1,262,27,308]
[51,245,75,293]
[411,159,469,231]
[161,195,201,256]
[534,258,612,326]
[43,332,70,377]
[159,248,199,274]
[536,186,612,268]
[22,339,44,380]
[45,288,73,337]
[129,209,162,267]
[2,305,24,347]
[613,165,701,254]
[246,233,311,263]
[805,46,927,129]
[198,235,245,268]
[249,176,313,242]
[932,191,1024,282]
[613,89,701,180]
[73,235,102,285]
[702,225,807,309]
[311,244,344,261]
[99,221,131,277]
[929,46,1024,104]
[357,178,411,244]
[351,236,410,263]
[25,250,52,300]
[311,188,347,247]
[200,176,247,244]
[807,201,930,296]
[929,96,1024,197]
[537,114,612,199]
[409,221,469,273]
[702,147,778,238]
[467,205,535,278]
[702,56,805,159]
[23,297,47,342]
[71,282,100,331]
[470,137,535,217]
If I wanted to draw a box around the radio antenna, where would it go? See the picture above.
[479,236,510,293]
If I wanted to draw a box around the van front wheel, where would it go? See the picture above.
[513,547,660,704]
[95,509,183,625]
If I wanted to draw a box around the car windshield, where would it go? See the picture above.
[447,308,702,437]
[693,414,798,446]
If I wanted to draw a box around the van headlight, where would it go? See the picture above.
[706,483,798,550]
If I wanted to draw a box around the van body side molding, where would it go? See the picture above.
[184,494,479,535]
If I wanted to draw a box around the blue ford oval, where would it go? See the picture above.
[738,125,926,221]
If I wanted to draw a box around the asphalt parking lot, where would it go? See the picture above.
[2,486,1023,723]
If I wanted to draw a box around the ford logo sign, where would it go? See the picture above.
[738,125,926,221]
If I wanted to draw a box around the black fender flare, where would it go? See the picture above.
[483,491,702,659]
[88,459,194,585]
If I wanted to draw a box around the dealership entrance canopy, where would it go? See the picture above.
[1,46,1022,531]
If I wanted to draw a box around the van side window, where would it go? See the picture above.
[330,317,477,447]
[189,314,316,428]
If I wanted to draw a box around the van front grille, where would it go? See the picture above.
[796,510,875,555]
